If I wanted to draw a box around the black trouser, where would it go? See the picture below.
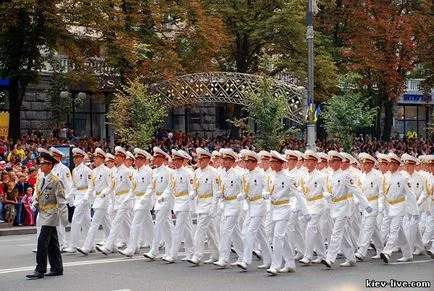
[36,225,63,274]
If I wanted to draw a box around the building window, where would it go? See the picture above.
[395,105,428,137]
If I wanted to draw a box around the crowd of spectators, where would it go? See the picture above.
[0,128,432,225]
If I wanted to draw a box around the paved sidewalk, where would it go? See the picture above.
[0,225,71,236]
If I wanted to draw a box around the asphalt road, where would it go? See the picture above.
[0,231,433,291]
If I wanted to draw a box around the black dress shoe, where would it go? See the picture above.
[26,271,44,279]
[45,272,63,277]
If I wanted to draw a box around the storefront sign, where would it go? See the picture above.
[0,111,9,139]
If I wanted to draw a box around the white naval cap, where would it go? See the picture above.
[72,147,86,158]
[220,148,239,160]
[239,149,249,158]
[258,150,271,160]
[358,152,376,164]
[196,147,212,159]
[178,149,192,161]
[134,148,152,160]
[284,149,301,160]
[293,150,304,160]
[153,146,170,160]
[212,150,222,159]
[49,146,65,158]
[114,146,127,157]
[93,147,106,159]
[317,152,329,162]
[304,150,320,162]
[126,151,135,160]
[388,152,401,164]
[339,152,352,163]
[171,149,187,160]
[270,150,287,162]
[243,150,260,162]
[376,153,390,163]
[401,153,419,165]
[105,153,115,162]
[328,150,343,161]
[38,147,52,156]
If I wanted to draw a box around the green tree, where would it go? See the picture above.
[107,78,168,148]
[321,73,378,151]
[231,80,296,150]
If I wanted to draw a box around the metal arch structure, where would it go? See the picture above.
[150,72,307,124]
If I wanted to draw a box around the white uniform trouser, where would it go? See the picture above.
[419,211,429,235]
[139,210,154,247]
[242,215,271,265]
[287,211,304,255]
[192,213,219,261]
[82,208,111,251]
[357,215,383,256]
[149,207,173,256]
[271,218,295,269]
[404,215,425,252]
[383,215,412,258]
[57,221,67,248]
[320,207,333,244]
[104,207,131,251]
[422,211,433,246]
[124,210,153,253]
[169,211,194,259]
[380,213,391,244]
[218,215,243,262]
[70,203,91,248]
[264,209,274,243]
[304,214,326,259]
[326,216,355,263]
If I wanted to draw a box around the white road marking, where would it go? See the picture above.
[0,251,202,275]
[389,259,433,265]
[0,238,34,243]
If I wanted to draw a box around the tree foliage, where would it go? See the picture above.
[231,80,296,150]
[107,78,167,148]
[321,73,378,151]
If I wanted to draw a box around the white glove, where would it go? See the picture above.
[158,197,165,203]
[365,206,373,213]
[303,214,312,222]
[262,193,270,200]
[30,204,37,212]
[189,194,196,201]
[237,194,244,201]
[378,205,384,213]
[83,195,89,202]
[215,192,223,199]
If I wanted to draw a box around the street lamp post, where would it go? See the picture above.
[306,0,317,150]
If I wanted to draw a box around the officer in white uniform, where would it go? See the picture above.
[380,153,418,264]
[96,146,134,255]
[401,153,426,256]
[144,147,173,260]
[376,153,392,246]
[64,148,92,253]
[321,151,371,269]
[188,148,220,265]
[354,153,383,261]
[162,150,195,263]
[77,148,112,255]
[299,150,327,265]
[213,148,244,268]
[119,148,153,257]
[236,150,272,271]
[49,147,73,251]
[264,151,311,275]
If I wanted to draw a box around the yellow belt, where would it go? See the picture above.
[135,191,146,197]
[40,203,57,211]
[156,191,163,196]
[175,190,188,198]
[387,196,405,205]
[116,190,129,196]
[367,195,379,201]
[198,193,213,199]
[224,195,237,201]
[332,194,351,203]
[307,194,324,202]
[271,199,289,206]
[77,186,88,191]
[248,194,262,201]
